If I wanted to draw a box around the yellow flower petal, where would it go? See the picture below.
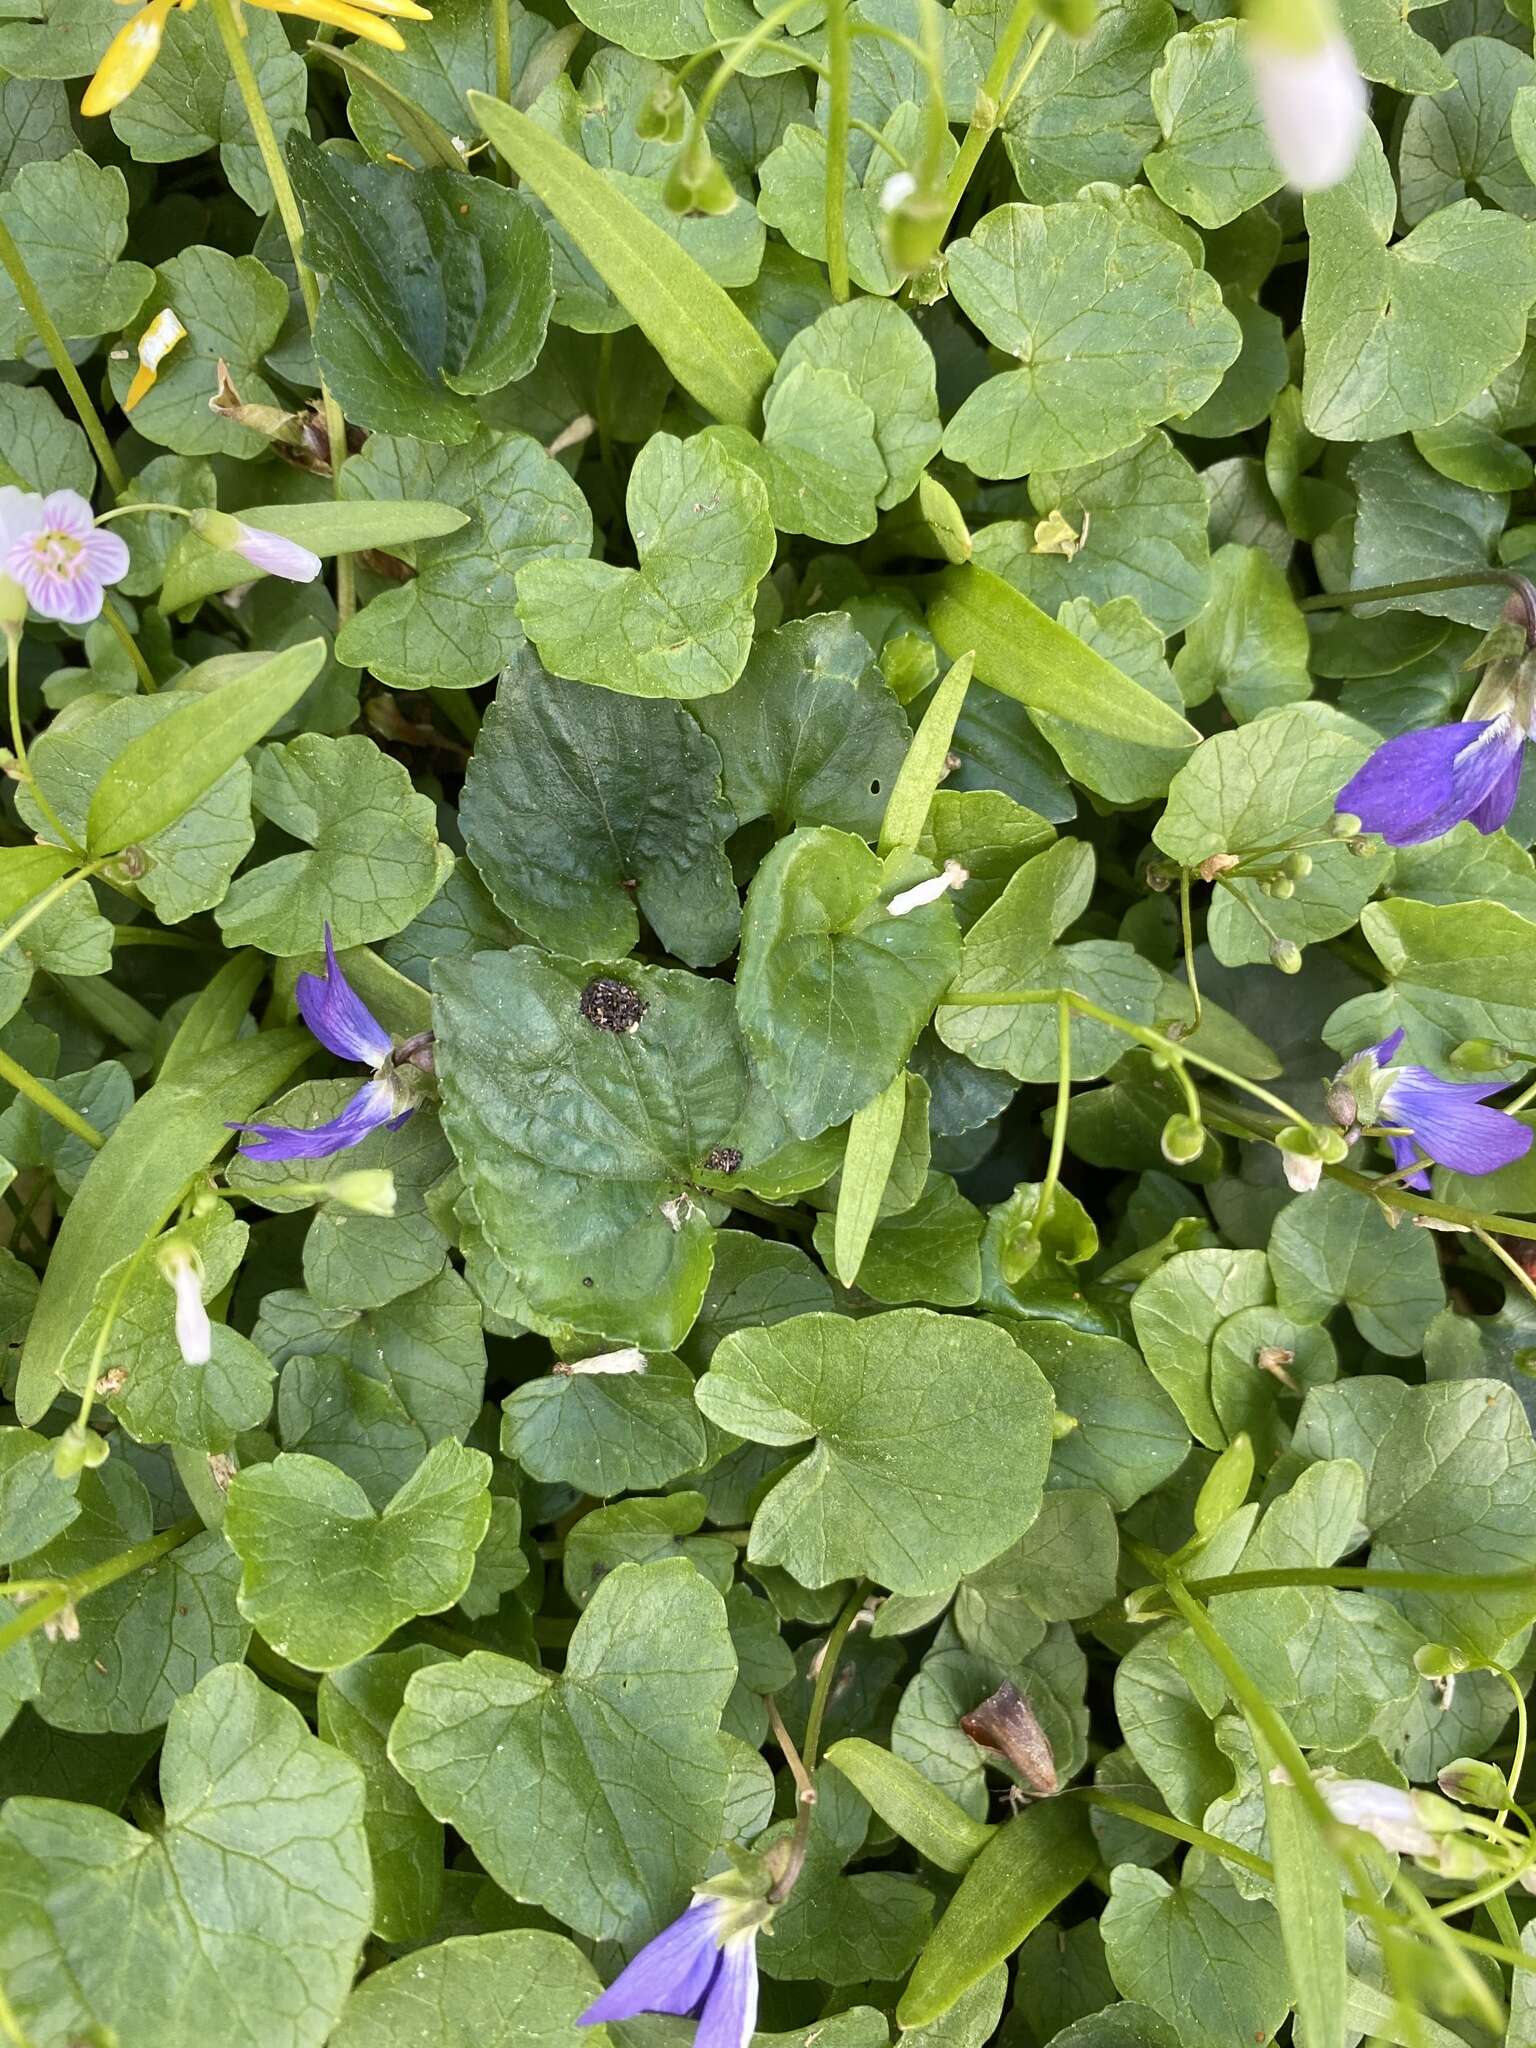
[245,0,407,42]
[81,0,175,117]
[122,306,188,413]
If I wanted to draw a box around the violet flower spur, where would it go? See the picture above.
[1328,1029,1532,1192]
[229,928,423,1161]
[579,1894,766,2048]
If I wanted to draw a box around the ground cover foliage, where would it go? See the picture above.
[7,0,1536,2044]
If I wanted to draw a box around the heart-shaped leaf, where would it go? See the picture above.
[389,1558,736,1944]
[223,1438,492,1670]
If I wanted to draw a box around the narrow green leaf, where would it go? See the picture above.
[159,500,470,613]
[897,1798,1098,2027]
[87,640,325,858]
[926,564,1200,752]
[1253,1723,1347,2048]
[879,651,974,857]
[831,1073,908,1287]
[825,1736,993,1875]
[467,90,776,428]
[159,953,268,1081]
[14,1030,312,1424]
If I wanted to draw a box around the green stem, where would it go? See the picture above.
[1074,1789,1273,1882]
[0,1517,199,1657]
[1299,570,1516,614]
[768,1581,866,1904]
[1185,1563,1536,1600]
[1178,868,1203,1033]
[1474,1225,1536,1312]
[1154,1552,1536,2033]
[0,215,127,497]
[7,632,81,854]
[1497,1665,1528,1831]
[938,3,1049,236]
[207,0,355,624]
[938,985,1322,1136]
[1200,1094,1536,1240]
[492,0,512,102]
[71,1237,151,1441]
[102,599,156,694]
[1026,996,1071,1247]
[803,1581,865,1774]
[0,1045,104,1151]
[823,0,852,302]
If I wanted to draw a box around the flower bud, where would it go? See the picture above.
[1269,874,1296,900]
[157,1236,210,1365]
[1330,811,1363,838]
[1282,851,1313,880]
[662,144,736,217]
[1450,1038,1509,1074]
[1160,1113,1206,1164]
[53,1424,109,1479]
[1277,1127,1323,1192]
[1437,1758,1509,1809]
[318,1168,397,1216]
[888,861,968,917]
[636,84,685,142]
[1269,938,1303,974]
[1325,1080,1358,1130]
[191,509,321,584]
[882,182,949,276]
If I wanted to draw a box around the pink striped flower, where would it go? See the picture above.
[2,488,129,627]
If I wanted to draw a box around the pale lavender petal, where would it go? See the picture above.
[1336,720,1522,845]
[296,926,392,1066]
[1248,31,1368,194]
[15,558,103,625]
[78,524,130,586]
[230,1074,401,1161]
[580,1902,724,2025]
[1382,1067,1533,1180]
[0,487,44,552]
[234,522,322,583]
[695,1938,758,2048]
[1467,742,1526,834]
[37,490,95,540]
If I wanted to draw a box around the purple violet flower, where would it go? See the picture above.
[1332,1029,1532,1192]
[1336,579,1536,846]
[1335,716,1527,846]
[229,927,418,1161]
[580,1897,762,2048]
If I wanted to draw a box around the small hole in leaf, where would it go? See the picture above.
[870,780,881,794]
